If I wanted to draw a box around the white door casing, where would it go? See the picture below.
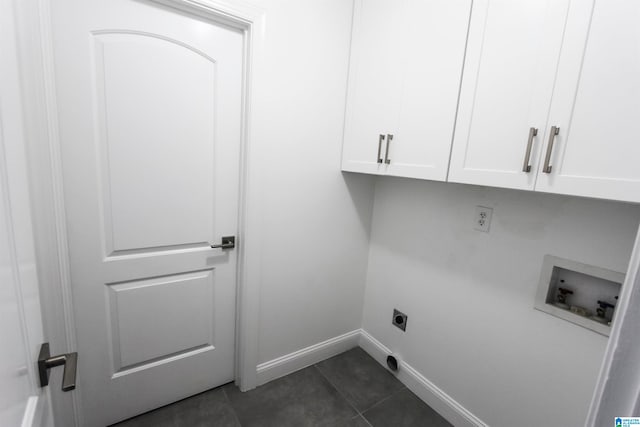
[50,0,243,424]
[449,0,571,190]
[0,0,52,424]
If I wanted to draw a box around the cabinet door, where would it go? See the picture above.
[534,0,640,203]
[341,0,404,174]
[384,0,471,181]
[448,0,570,190]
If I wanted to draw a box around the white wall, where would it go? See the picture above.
[245,0,375,364]
[362,177,640,427]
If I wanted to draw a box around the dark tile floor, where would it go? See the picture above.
[113,347,452,427]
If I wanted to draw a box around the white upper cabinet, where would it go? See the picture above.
[342,0,471,181]
[534,0,640,203]
[344,0,639,203]
[449,0,571,190]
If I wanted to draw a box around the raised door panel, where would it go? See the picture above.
[385,0,471,181]
[448,0,570,189]
[107,270,215,372]
[94,33,216,253]
[535,0,640,203]
[342,0,404,174]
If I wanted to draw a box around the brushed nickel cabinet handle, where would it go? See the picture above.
[377,134,385,164]
[384,134,393,164]
[542,126,559,173]
[522,127,538,172]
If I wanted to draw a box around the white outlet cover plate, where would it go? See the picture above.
[474,206,493,232]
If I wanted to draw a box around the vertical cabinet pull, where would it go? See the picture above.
[522,127,538,172]
[377,134,385,164]
[542,126,559,173]
[384,134,393,164]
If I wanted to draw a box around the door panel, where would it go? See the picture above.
[50,0,243,425]
[94,32,218,252]
[107,270,214,371]
[535,0,640,202]
[449,0,570,189]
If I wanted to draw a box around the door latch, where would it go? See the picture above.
[211,236,236,250]
[38,343,77,392]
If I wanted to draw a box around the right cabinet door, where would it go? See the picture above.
[534,0,640,203]
[448,0,571,190]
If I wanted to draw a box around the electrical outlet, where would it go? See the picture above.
[474,206,493,232]
[392,309,408,331]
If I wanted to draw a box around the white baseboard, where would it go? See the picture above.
[255,329,361,386]
[255,329,487,427]
[359,330,489,427]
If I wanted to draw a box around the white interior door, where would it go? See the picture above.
[50,0,243,425]
[534,0,640,203]
[448,0,570,190]
[1,1,51,425]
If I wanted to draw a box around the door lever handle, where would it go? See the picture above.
[211,236,235,249]
[38,343,77,392]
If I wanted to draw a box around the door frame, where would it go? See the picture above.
[586,223,640,425]
[20,0,266,425]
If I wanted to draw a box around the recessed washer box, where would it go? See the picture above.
[534,255,624,336]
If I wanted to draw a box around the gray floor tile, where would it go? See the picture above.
[172,388,240,426]
[224,366,357,427]
[112,404,175,427]
[362,389,452,427]
[321,414,371,427]
[112,387,239,427]
[109,348,449,427]
[315,347,405,412]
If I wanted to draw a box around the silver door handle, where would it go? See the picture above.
[38,343,77,392]
[211,236,235,249]
[522,127,537,172]
[384,134,393,164]
[542,126,559,173]
[377,134,385,164]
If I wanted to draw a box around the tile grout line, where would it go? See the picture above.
[313,364,364,422]
[357,413,374,427]
[222,386,244,427]
[313,361,403,427]
[358,385,407,416]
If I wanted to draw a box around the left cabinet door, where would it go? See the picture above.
[384,0,471,181]
[341,0,404,175]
